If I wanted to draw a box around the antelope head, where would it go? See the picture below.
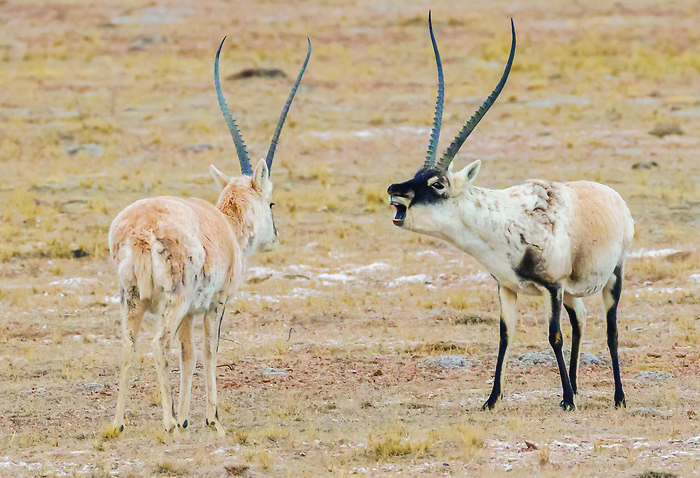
[212,37,311,254]
[387,13,515,237]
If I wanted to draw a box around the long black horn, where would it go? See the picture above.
[436,19,516,171]
[422,11,444,170]
[265,38,312,174]
[215,37,253,176]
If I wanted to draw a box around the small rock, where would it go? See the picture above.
[66,143,103,157]
[20,387,47,395]
[423,355,479,370]
[631,161,659,170]
[371,369,383,377]
[632,471,677,478]
[247,273,272,284]
[579,352,607,366]
[664,251,692,263]
[649,123,683,138]
[228,68,287,80]
[259,366,286,376]
[524,440,538,451]
[129,35,167,51]
[184,143,215,153]
[282,274,311,280]
[58,131,74,141]
[515,350,606,367]
[224,464,249,476]
[636,370,674,382]
[514,351,555,366]
[72,248,89,259]
[630,407,670,418]
[83,382,104,391]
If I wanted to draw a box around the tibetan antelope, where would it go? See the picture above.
[109,37,311,433]
[387,14,633,411]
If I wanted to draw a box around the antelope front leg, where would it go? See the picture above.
[563,294,586,397]
[176,315,196,430]
[113,298,145,432]
[483,285,517,411]
[203,303,225,436]
[547,286,576,411]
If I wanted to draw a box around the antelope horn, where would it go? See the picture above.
[436,19,516,171]
[215,36,253,176]
[265,38,312,175]
[422,11,444,170]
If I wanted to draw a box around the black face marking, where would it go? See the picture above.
[387,169,449,226]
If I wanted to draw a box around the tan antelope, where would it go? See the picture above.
[109,37,311,434]
[387,14,633,411]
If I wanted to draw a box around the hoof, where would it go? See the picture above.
[112,421,125,433]
[206,419,225,437]
[481,400,498,411]
[560,399,576,411]
[164,422,178,434]
[614,396,627,409]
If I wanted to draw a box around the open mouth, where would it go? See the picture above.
[390,196,409,226]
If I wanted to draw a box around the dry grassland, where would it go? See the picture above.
[2,0,700,476]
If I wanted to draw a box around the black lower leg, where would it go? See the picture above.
[483,318,509,410]
[564,304,581,395]
[548,287,575,410]
[607,266,626,408]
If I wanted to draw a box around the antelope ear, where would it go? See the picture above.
[251,158,269,190]
[210,164,229,190]
[452,159,481,191]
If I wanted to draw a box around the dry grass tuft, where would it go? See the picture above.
[94,425,120,451]
[410,341,467,355]
[369,425,435,460]
[633,472,678,478]
[224,464,250,476]
[154,460,190,476]
[450,424,484,458]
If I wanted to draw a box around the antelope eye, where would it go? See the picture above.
[270,202,275,209]
[432,181,444,190]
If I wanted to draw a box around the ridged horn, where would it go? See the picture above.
[422,11,444,170]
[435,19,516,171]
[215,37,253,176]
[265,38,312,175]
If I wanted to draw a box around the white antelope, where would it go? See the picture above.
[387,14,633,411]
[109,37,311,433]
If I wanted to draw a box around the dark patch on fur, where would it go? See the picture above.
[515,248,548,285]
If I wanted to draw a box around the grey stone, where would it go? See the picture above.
[66,144,103,157]
[184,143,215,153]
[514,351,555,366]
[579,352,607,366]
[630,407,670,418]
[636,370,674,382]
[259,366,286,376]
[423,355,480,370]
[20,387,47,395]
[649,123,683,138]
[83,382,104,391]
